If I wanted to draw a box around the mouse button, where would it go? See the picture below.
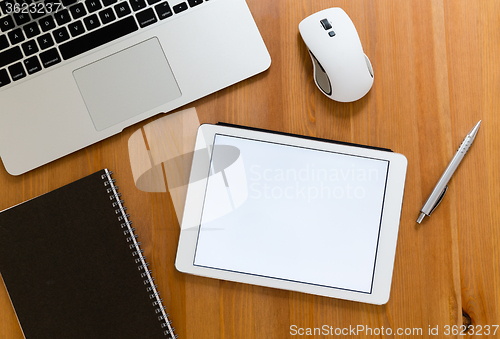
[364,54,374,78]
[332,14,361,41]
[298,24,322,53]
[308,50,325,72]
[309,51,331,95]
[320,18,332,30]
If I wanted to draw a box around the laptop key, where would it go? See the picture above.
[13,12,31,26]
[154,1,172,20]
[68,20,85,37]
[24,55,42,74]
[37,33,54,49]
[43,0,55,6]
[54,9,72,26]
[31,7,46,20]
[146,0,160,5]
[85,0,102,13]
[83,14,100,30]
[39,47,61,68]
[0,68,11,87]
[21,39,38,56]
[70,3,87,19]
[99,7,116,24]
[30,4,46,19]
[8,62,26,81]
[8,28,24,45]
[114,1,131,17]
[24,22,41,38]
[39,16,56,32]
[0,15,15,32]
[0,46,23,68]
[59,16,138,60]
[0,34,8,50]
[172,2,186,13]
[61,0,78,6]
[53,26,70,43]
[187,0,202,7]
[136,8,156,28]
[102,0,117,6]
[0,0,14,15]
[129,0,146,12]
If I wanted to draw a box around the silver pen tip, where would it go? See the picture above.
[416,212,426,224]
[468,120,481,139]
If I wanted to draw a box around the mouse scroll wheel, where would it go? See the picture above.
[320,19,332,30]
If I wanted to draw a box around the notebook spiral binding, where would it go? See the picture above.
[102,169,177,339]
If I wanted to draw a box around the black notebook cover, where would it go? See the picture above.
[0,169,175,339]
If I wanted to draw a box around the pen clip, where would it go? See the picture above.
[429,185,448,215]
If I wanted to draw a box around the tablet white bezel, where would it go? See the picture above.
[175,124,407,304]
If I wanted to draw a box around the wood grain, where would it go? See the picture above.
[1,0,499,338]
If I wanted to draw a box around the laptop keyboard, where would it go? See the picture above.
[0,0,206,88]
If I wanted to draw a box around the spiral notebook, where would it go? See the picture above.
[0,169,176,339]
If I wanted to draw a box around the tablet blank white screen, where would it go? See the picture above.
[193,134,389,293]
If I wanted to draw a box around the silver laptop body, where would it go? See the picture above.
[0,0,270,175]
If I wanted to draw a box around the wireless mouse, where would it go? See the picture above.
[299,8,374,102]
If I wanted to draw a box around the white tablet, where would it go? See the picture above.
[175,124,407,304]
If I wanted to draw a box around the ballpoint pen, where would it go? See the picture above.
[417,120,481,224]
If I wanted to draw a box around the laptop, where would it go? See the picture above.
[0,0,271,175]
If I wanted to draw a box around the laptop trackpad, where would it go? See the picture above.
[73,37,182,131]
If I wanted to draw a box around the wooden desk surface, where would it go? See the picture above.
[1,0,499,338]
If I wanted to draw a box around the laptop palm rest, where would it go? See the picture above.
[73,37,182,131]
